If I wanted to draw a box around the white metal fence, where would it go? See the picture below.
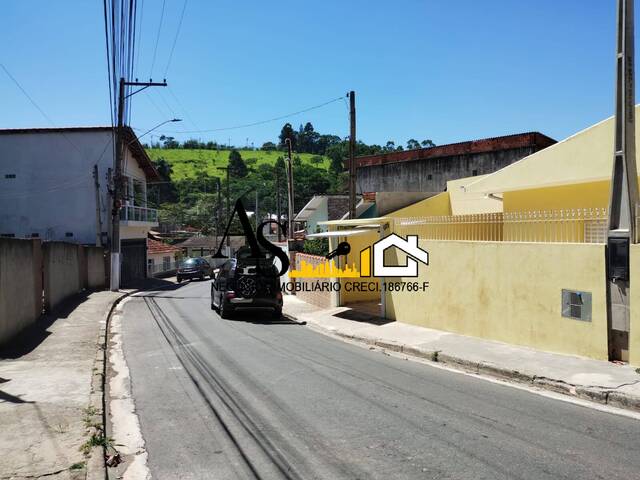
[394,208,609,243]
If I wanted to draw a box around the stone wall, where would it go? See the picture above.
[294,253,333,309]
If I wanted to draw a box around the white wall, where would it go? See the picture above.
[306,198,328,233]
[0,129,148,244]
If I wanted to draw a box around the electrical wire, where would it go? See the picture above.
[149,0,166,79]
[167,85,201,131]
[163,0,188,77]
[148,95,346,134]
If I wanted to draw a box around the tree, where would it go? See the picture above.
[261,141,277,151]
[406,139,420,150]
[278,123,297,151]
[421,139,436,148]
[326,143,347,175]
[183,139,201,149]
[228,149,247,178]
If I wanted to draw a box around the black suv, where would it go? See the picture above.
[177,257,213,282]
[211,248,283,319]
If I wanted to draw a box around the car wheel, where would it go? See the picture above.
[272,308,282,319]
[177,276,182,283]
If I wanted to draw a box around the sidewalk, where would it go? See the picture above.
[0,290,123,480]
[283,296,640,413]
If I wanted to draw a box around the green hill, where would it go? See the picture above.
[146,148,329,180]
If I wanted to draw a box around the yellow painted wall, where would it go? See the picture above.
[629,245,640,366]
[387,192,451,218]
[503,181,611,212]
[384,240,609,360]
[340,230,380,304]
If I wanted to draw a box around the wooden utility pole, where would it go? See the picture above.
[217,165,231,253]
[276,168,282,242]
[110,77,167,291]
[216,177,221,245]
[606,0,638,361]
[285,138,295,239]
[348,91,357,219]
[93,165,103,247]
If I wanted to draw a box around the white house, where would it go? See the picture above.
[0,126,160,284]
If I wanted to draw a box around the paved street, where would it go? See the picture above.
[118,280,640,480]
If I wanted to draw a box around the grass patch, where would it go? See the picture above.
[70,462,86,470]
[80,432,113,456]
[146,148,329,181]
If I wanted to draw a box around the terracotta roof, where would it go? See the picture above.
[354,132,556,168]
[147,238,181,255]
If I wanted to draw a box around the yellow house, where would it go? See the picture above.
[326,107,640,364]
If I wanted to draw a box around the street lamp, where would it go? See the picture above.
[133,118,182,144]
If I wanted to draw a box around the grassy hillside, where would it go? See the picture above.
[146,148,329,180]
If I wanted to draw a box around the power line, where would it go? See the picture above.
[167,85,201,131]
[163,0,188,77]
[134,0,145,76]
[149,0,166,79]
[146,95,346,134]
[0,63,87,156]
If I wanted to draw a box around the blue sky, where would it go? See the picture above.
[0,1,632,148]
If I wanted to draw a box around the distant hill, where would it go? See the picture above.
[146,148,329,180]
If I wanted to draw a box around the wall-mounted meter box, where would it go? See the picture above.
[607,237,630,281]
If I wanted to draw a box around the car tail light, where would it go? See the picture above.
[225,291,236,299]
[276,292,283,300]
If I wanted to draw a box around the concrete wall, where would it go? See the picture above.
[357,147,536,194]
[0,129,152,243]
[86,246,106,289]
[629,245,640,366]
[43,242,81,311]
[385,240,609,360]
[0,238,42,345]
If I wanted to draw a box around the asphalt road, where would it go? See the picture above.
[119,280,640,480]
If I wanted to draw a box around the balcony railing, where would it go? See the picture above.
[119,205,158,223]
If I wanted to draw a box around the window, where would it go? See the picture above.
[163,256,171,271]
[472,169,478,176]
[0,233,15,238]
[4,174,16,179]
[427,174,433,180]
[65,232,74,237]
[31,233,39,238]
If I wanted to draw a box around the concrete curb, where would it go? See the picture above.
[85,290,133,480]
[290,312,640,414]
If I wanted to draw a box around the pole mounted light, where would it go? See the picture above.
[133,118,182,144]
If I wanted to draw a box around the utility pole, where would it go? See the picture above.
[276,168,282,242]
[110,77,167,291]
[607,0,638,361]
[216,177,221,245]
[285,138,295,240]
[348,90,357,219]
[255,189,259,231]
[93,165,103,247]
[217,166,231,253]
